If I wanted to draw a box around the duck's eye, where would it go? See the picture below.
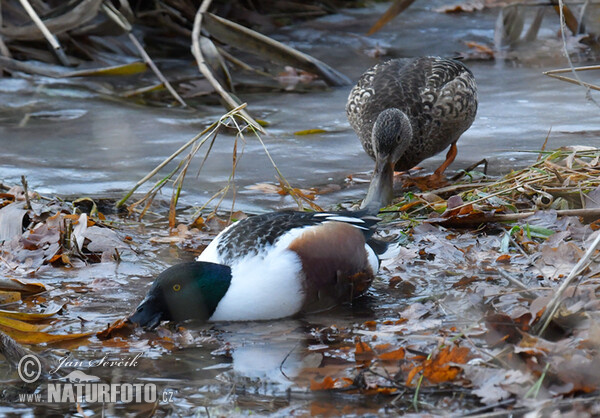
[173,284,181,292]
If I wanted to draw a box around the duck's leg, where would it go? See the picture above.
[401,142,457,190]
[431,141,458,180]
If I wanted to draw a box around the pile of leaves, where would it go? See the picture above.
[296,148,600,413]
[0,185,130,274]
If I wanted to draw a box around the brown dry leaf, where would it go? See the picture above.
[355,340,375,364]
[485,313,528,345]
[276,66,318,90]
[496,254,511,263]
[452,276,479,288]
[310,376,353,391]
[407,346,470,385]
[97,318,135,340]
[422,346,470,384]
[0,278,47,294]
[463,41,495,59]
[378,347,405,362]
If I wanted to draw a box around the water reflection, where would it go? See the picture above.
[1,1,600,415]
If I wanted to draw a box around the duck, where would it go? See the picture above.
[346,56,478,210]
[128,210,385,329]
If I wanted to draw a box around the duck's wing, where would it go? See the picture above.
[198,210,382,265]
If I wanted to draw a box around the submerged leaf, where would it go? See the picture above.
[0,291,20,304]
[0,316,48,332]
[0,305,62,321]
[0,328,93,345]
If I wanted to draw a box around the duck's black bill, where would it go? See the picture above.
[127,296,164,330]
[361,159,394,212]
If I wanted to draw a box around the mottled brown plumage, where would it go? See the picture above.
[346,56,478,209]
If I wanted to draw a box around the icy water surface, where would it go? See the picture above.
[1,0,600,415]
[0,3,599,213]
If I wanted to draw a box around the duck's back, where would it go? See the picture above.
[346,57,477,171]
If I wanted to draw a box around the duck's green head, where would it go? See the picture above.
[128,262,232,329]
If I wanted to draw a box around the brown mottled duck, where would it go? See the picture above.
[346,56,478,210]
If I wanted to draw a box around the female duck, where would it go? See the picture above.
[346,56,478,210]
[129,211,384,328]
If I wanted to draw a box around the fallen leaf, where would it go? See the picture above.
[0,315,48,332]
[0,291,20,304]
[378,347,405,361]
[0,328,93,345]
[310,376,353,391]
[407,346,470,385]
[97,318,135,340]
[0,304,62,321]
[294,129,327,135]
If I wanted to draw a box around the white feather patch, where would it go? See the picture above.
[208,227,311,321]
[365,244,379,274]
[323,216,365,223]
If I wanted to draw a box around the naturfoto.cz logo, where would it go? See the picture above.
[17,353,174,404]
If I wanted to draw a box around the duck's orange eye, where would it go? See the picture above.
[173,284,181,292]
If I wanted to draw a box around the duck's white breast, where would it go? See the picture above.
[206,227,309,321]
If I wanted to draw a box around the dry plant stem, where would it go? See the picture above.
[101,2,187,107]
[556,0,598,106]
[0,2,8,60]
[545,64,600,74]
[115,104,241,208]
[20,175,31,210]
[534,231,600,336]
[192,1,264,132]
[17,0,69,66]
[544,73,600,92]
[449,175,550,212]
[232,110,320,210]
[433,207,600,224]
[128,33,187,107]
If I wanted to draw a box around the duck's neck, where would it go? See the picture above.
[191,262,232,317]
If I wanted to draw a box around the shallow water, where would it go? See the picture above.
[1,3,599,213]
[1,1,600,415]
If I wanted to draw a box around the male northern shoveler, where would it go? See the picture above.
[128,211,385,328]
[346,56,478,210]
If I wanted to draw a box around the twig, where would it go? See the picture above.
[100,2,187,107]
[0,2,11,61]
[128,33,187,107]
[20,175,31,210]
[556,0,599,106]
[17,0,69,66]
[544,72,600,92]
[427,207,600,226]
[534,231,600,336]
[191,0,264,132]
